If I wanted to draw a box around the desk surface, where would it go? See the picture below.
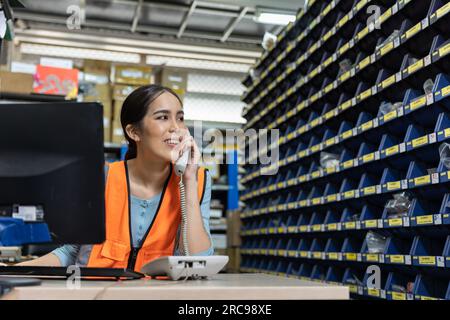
[2,273,349,300]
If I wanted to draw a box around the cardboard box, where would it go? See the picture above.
[157,68,188,98]
[0,71,34,94]
[111,120,126,145]
[226,210,241,247]
[83,60,111,74]
[226,248,241,273]
[113,65,152,85]
[113,84,138,101]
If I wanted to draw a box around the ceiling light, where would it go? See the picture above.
[254,10,296,26]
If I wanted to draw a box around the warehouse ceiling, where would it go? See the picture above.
[11,0,305,52]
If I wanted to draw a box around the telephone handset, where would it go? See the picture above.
[175,147,190,176]
[140,144,229,280]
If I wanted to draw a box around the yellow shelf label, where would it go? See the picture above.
[388,218,403,227]
[345,221,356,229]
[412,135,428,148]
[392,292,406,300]
[364,186,376,195]
[326,138,335,147]
[416,215,433,225]
[358,27,369,40]
[300,251,308,257]
[406,23,421,39]
[408,59,424,74]
[385,145,399,156]
[328,253,338,260]
[340,43,350,55]
[310,68,319,78]
[299,150,307,158]
[442,85,450,97]
[311,145,321,153]
[365,220,378,228]
[324,55,333,67]
[343,159,354,169]
[418,256,436,265]
[383,110,397,122]
[380,42,394,55]
[410,96,427,110]
[313,252,322,259]
[363,153,375,163]
[299,175,307,182]
[380,8,392,23]
[382,75,396,89]
[368,288,380,297]
[327,194,337,202]
[326,166,336,174]
[299,226,308,232]
[359,56,371,69]
[414,175,431,186]
[356,0,367,11]
[344,190,355,199]
[323,4,332,16]
[339,15,349,27]
[324,83,334,93]
[349,285,357,294]
[436,3,450,18]
[365,254,377,262]
[342,129,353,139]
[360,89,372,100]
[312,198,321,205]
[439,43,450,57]
[311,118,320,127]
[421,296,438,301]
[324,110,335,120]
[346,253,357,261]
[389,255,405,263]
[328,223,338,231]
[340,70,351,81]
[361,121,373,131]
[312,171,321,179]
[341,100,353,110]
[312,225,322,231]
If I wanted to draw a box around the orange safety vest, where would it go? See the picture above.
[86,160,207,272]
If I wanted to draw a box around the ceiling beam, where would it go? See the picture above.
[130,0,143,33]
[92,0,256,19]
[220,6,248,43]
[14,10,263,45]
[177,1,197,39]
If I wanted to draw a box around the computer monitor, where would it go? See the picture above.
[0,102,105,244]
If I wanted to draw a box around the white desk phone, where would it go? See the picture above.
[141,145,229,280]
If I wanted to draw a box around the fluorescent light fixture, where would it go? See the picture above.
[20,43,141,63]
[254,10,296,25]
[146,55,250,73]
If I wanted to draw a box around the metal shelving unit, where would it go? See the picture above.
[240,0,450,300]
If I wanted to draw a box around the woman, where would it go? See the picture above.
[16,84,214,271]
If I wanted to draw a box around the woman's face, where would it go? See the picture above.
[134,91,187,163]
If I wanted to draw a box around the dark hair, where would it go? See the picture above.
[120,84,183,160]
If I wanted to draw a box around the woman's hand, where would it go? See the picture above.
[170,128,201,182]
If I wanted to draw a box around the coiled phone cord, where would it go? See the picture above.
[179,176,190,256]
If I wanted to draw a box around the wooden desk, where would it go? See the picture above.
[2,273,349,300]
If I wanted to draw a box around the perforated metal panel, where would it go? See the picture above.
[187,73,246,96]
[184,92,246,124]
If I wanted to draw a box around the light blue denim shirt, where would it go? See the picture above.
[52,170,214,266]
